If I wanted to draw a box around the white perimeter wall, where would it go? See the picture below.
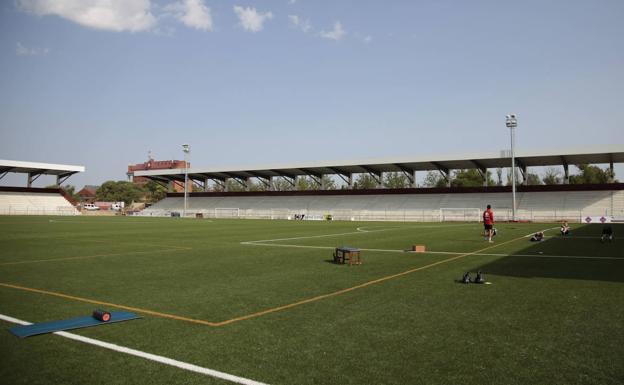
[141,190,624,222]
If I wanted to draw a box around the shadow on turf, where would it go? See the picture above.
[473,224,624,283]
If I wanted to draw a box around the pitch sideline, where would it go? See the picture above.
[0,313,268,385]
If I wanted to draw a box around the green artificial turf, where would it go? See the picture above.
[0,216,622,384]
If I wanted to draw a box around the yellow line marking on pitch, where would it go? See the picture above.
[213,232,532,326]
[0,230,544,327]
[0,282,219,326]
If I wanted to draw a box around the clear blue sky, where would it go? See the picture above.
[1,0,623,188]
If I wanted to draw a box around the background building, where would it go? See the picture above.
[127,156,191,193]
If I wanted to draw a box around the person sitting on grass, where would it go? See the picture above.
[530,231,544,242]
[601,225,614,242]
[560,221,570,236]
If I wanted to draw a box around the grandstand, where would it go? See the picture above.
[0,160,84,216]
[135,147,624,222]
[139,185,624,222]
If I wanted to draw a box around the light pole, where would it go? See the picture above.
[182,144,190,218]
[505,114,518,221]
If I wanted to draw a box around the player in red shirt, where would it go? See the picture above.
[483,204,494,243]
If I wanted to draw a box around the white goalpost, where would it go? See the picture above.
[439,208,481,222]
[214,208,240,218]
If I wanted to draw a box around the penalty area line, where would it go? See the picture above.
[0,313,269,385]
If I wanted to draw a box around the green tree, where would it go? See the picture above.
[96,181,144,205]
[569,164,615,184]
[272,177,296,191]
[542,167,562,185]
[144,180,167,202]
[296,176,320,190]
[48,184,81,201]
[525,173,542,185]
[353,174,379,189]
[383,172,410,188]
[451,169,494,187]
[249,179,270,191]
[223,179,247,192]
[423,171,448,188]
[304,175,336,190]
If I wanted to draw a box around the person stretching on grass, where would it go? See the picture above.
[483,204,494,243]
[560,221,570,236]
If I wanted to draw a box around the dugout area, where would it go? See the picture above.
[1,216,623,385]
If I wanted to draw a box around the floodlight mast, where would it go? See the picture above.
[505,114,518,221]
[182,144,190,218]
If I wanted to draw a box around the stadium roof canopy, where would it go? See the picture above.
[0,160,85,187]
[133,146,624,188]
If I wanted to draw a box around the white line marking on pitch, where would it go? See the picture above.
[243,226,622,260]
[243,223,477,244]
[0,314,269,385]
[243,242,621,260]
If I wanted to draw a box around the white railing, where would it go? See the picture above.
[136,207,616,223]
[0,206,80,216]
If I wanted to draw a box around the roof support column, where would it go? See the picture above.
[519,164,527,186]
[442,170,451,187]
[191,178,205,192]
[431,162,451,187]
[300,168,324,190]
[284,176,296,188]
[372,172,382,188]
[232,178,247,190]
[328,167,351,189]
[27,172,43,188]
[476,168,487,187]
[469,160,487,187]
[609,160,614,183]
[563,163,569,184]
[273,175,295,191]
[257,177,271,191]
[308,174,323,189]
[210,178,225,191]
[153,179,169,189]
[361,166,382,188]
[394,164,416,188]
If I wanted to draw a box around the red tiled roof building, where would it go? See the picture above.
[128,159,191,193]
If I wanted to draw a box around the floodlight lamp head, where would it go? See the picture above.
[182,144,190,153]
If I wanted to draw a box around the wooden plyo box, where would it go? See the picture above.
[412,245,426,253]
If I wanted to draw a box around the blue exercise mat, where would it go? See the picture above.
[9,311,140,338]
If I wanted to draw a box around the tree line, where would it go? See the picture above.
[53,180,167,205]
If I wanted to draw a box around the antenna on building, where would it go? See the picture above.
[148,150,154,161]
